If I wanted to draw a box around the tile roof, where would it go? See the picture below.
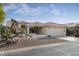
[7,21,65,27]
[18,21,65,27]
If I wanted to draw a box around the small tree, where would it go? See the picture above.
[0,4,5,24]
[31,26,42,34]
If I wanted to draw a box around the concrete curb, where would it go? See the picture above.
[0,42,66,55]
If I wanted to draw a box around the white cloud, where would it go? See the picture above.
[4,4,65,16]
[51,9,61,15]
[51,8,66,16]
[50,4,66,16]
[4,3,66,20]
[4,4,16,11]
[50,4,61,15]
[14,4,46,16]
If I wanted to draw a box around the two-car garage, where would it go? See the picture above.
[40,26,66,37]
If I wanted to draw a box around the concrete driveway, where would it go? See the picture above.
[4,38,79,56]
[56,36,79,41]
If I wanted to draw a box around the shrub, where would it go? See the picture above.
[66,24,79,37]
[31,26,42,34]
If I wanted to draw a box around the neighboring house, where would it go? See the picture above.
[7,21,66,37]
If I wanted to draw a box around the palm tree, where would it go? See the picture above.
[0,4,5,24]
[10,18,18,29]
[10,18,18,34]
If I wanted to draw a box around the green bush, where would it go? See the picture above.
[66,24,79,37]
[30,26,42,34]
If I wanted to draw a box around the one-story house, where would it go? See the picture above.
[7,21,66,37]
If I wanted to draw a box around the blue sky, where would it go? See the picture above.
[3,3,79,24]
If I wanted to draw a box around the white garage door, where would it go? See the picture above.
[47,27,66,36]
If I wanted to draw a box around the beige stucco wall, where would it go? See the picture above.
[40,27,48,35]
[40,27,66,36]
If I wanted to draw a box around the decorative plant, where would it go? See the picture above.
[0,25,13,43]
